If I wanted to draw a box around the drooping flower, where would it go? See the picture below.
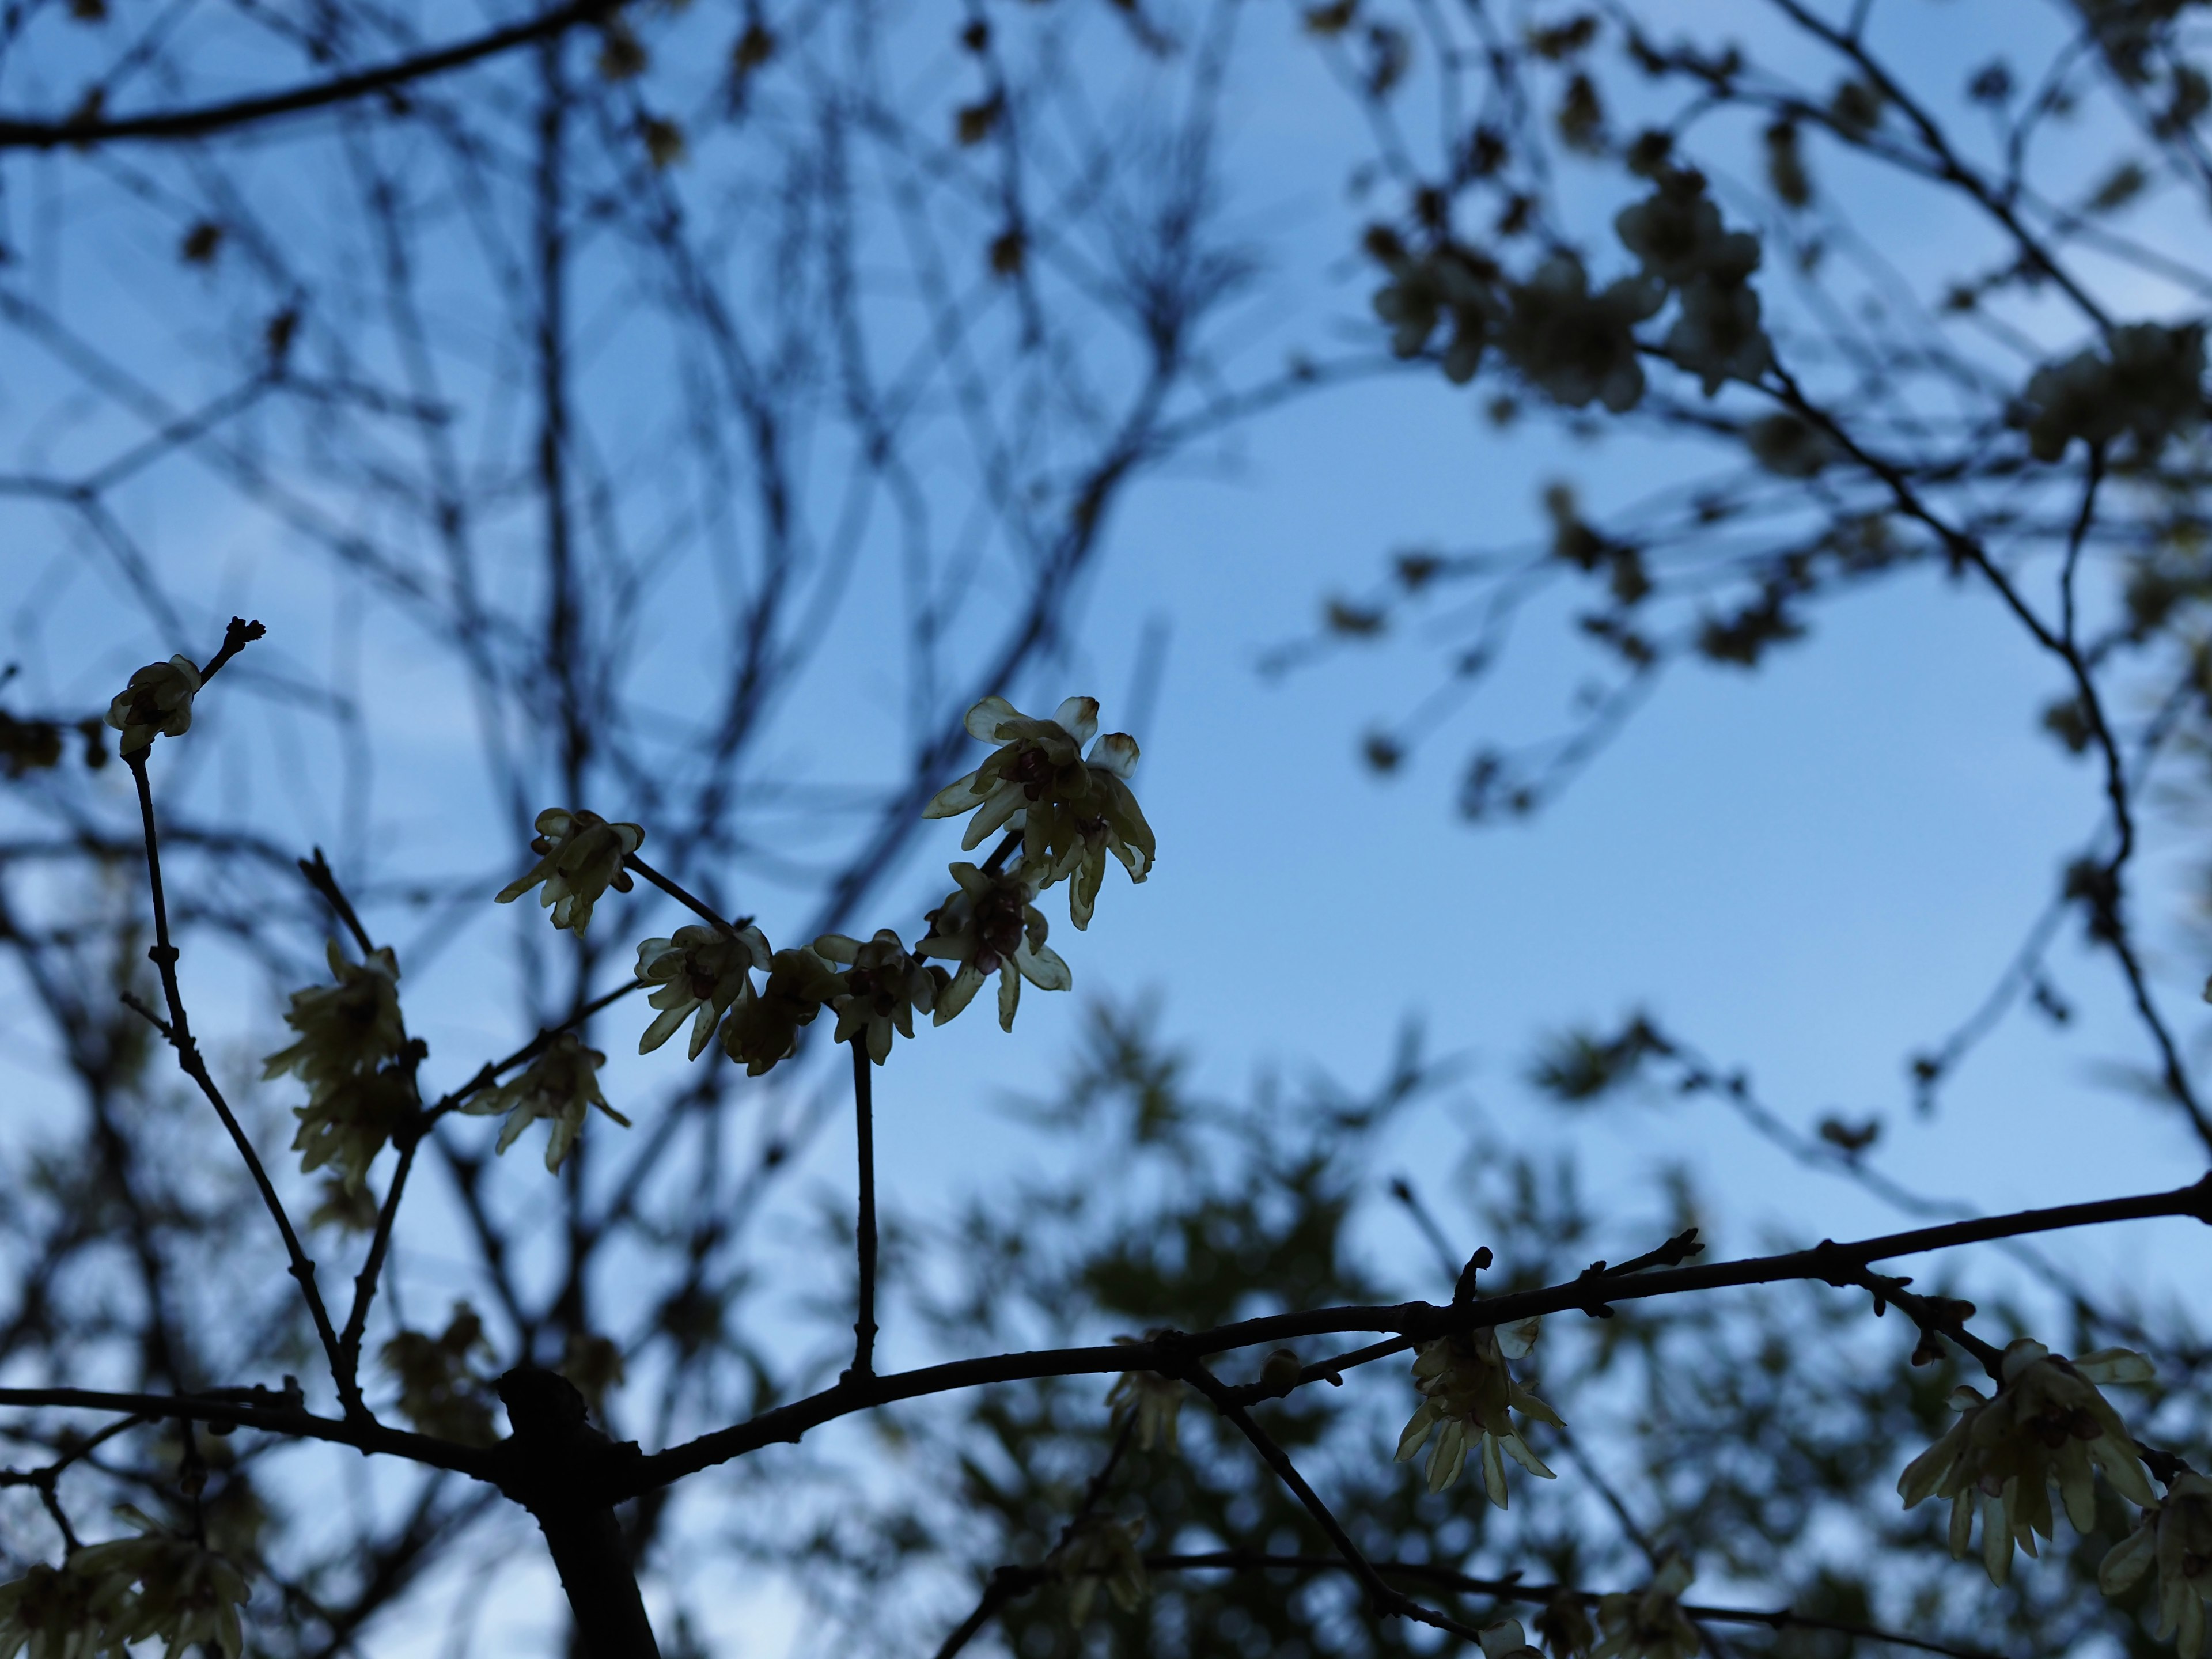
[263,941,407,1098]
[380,1303,497,1446]
[1593,1556,1699,1659]
[1666,273,1770,395]
[814,929,948,1063]
[635,922,772,1059]
[1105,1336,1184,1453]
[1539,1590,1599,1659]
[98,1510,252,1659]
[1498,255,1664,413]
[719,946,843,1075]
[1481,1618,1548,1659]
[0,1555,130,1659]
[1395,1317,1560,1505]
[104,656,202,757]
[1056,1515,1148,1627]
[916,862,1071,1031]
[2102,1471,2212,1659]
[1614,171,1759,289]
[290,1070,416,1194]
[561,1331,626,1416]
[494,809,645,935]
[1897,1338,2156,1585]
[923,697,1157,927]
[459,1032,629,1172]
[1372,241,1503,382]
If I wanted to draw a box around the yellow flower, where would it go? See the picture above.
[916,862,1070,1031]
[380,1304,497,1446]
[636,922,772,1059]
[1394,1317,1560,1505]
[98,1510,252,1659]
[459,1033,629,1172]
[1897,1338,2156,1586]
[1105,1336,1184,1453]
[923,699,1156,926]
[1482,1619,1549,1659]
[263,941,407,1097]
[1593,1556,1699,1659]
[494,809,645,935]
[0,1556,126,1659]
[560,1331,626,1416]
[1057,1515,1147,1627]
[814,929,948,1063]
[719,946,842,1075]
[104,655,201,756]
[1539,1590,1598,1659]
[2103,1472,2212,1659]
[290,1070,416,1194]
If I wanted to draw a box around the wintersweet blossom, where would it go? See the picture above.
[380,1304,497,1446]
[916,862,1071,1031]
[1667,274,1771,396]
[494,809,645,935]
[1372,242,1502,382]
[1593,1556,1699,1659]
[459,1033,628,1172]
[1614,172,1759,288]
[1480,1619,1547,1659]
[923,696,1157,927]
[2102,1471,2212,1659]
[1105,1337,1184,1453]
[0,1556,127,1659]
[1539,1590,1599,1659]
[719,947,842,1075]
[636,922,772,1059]
[1395,1317,1561,1505]
[104,656,201,756]
[97,1511,252,1659]
[1057,1516,1147,1627]
[1897,1338,2156,1585]
[1498,256,1663,414]
[263,942,407,1101]
[815,929,948,1063]
[291,1071,416,1194]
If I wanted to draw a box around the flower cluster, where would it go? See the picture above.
[1498,255,1664,414]
[636,922,772,1059]
[1593,1556,1699,1659]
[719,946,842,1074]
[2103,1471,2212,1659]
[917,862,1071,1031]
[923,696,1154,930]
[1105,1338,1185,1453]
[1056,1515,1147,1627]
[460,1032,629,1172]
[104,656,201,757]
[2022,323,2205,462]
[0,1510,252,1659]
[1372,237,1502,384]
[1480,1618,1547,1659]
[1616,171,1771,396]
[495,809,645,935]
[1897,1338,2156,1585]
[816,929,949,1063]
[264,941,413,1192]
[380,1303,497,1446]
[1395,1317,1561,1505]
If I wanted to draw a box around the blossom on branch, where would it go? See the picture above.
[380,1303,497,1446]
[1593,1555,1699,1659]
[1481,1618,1548,1659]
[1372,238,1502,382]
[1897,1338,2156,1585]
[0,1511,252,1659]
[1057,1515,1148,1627]
[2101,1471,2212,1659]
[1498,256,1662,413]
[815,929,948,1063]
[719,946,842,1075]
[104,655,201,757]
[1395,1316,1561,1503]
[916,862,1071,1031]
[637,922,772,1059]
[291,1071,416,1195]
[1105,1336,1184,1453]
[494,809,645,935]
[264,941,414,1190]
[2022,323,2205,462]
[459,1032,629,1172]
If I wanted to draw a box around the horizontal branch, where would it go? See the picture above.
[0,1,624,151]
[0,1388,499,1480]
[1146,1554,2006,1659]
[618,1176,2212,1495]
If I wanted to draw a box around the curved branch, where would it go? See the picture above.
[0,1,626,151]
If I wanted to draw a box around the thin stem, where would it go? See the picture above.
[849,1037,878,1379]
[1143,1554,2009,1659]
[298,847,376,957]
[335,1130,423,1407]
[0,1388,498,1478]
[123,742,354,1416]
[1183,1363,1486,1643]
[623,851,749,936]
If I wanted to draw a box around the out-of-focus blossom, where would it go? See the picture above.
[2102,1471,2212,1659]
[459,1033,628,1172]
[1593,1556,1699,1659]
[1498,255,1663,413]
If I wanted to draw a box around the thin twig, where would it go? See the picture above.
[623,852,749,937]
[298,847,376,957]
[850,1037,879,1380]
